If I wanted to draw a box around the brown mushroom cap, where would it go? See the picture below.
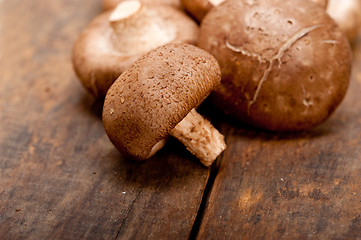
[103,0,182,11]
[198,0,352,132]
[103,43,221,160]
[72,2,199,98]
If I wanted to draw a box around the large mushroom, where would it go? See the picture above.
[72,0,198,98]
[103,0,182,11]
[103,43,226,167]
[198,0,352,132]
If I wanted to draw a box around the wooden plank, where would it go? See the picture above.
[196,39,361,239]
[0,1,209,239]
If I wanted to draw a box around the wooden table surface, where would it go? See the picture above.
[0,1,360,239]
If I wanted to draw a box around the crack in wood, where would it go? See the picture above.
[113,187,143,240]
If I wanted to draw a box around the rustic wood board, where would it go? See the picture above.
[196,40,361,239]
[1,0,361,239]
[0,1,209,239]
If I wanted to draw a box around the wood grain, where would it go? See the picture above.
[196,39,361,239]
[1,0,361,239]
[0,1,209,239]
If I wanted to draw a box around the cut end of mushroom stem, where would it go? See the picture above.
[170,109,226,167]
[109,0,143,31]
[108,0,175,55]
[209,0,226,7]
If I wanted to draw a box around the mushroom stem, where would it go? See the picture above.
[108,0,175,55]
[209,0,226,7]
[109,0,144,32]
[170,109,226,167]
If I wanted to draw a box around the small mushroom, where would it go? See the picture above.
[198,0,352,132]
[72,0,198,98]
[103,0,182,11]
[181,0,328,23]
[103,43,226,167]
[327,0,361,42]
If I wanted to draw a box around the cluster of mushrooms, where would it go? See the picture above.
[72,0,361,167]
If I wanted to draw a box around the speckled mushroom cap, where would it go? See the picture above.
[103,0,182,10]
[103,43,221,160]
[198,0,352,132]
[72,4,199,98]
